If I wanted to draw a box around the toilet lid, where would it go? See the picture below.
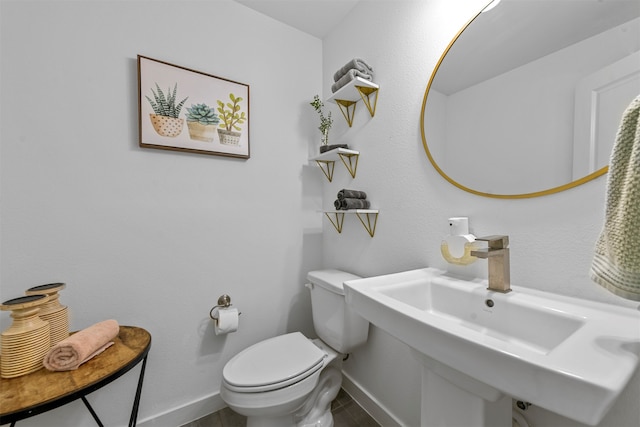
[223,332,325,392]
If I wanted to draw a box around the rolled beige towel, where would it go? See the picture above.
[43,319,119,371]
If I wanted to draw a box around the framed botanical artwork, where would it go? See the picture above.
[137,55,250,159]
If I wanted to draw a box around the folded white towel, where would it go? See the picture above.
[333,58,374,82]
[331,69,373,93]
[590,94,640,301]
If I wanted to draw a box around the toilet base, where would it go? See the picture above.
[295,365,341,427]
[243,364,342,427]
[222,338,343,427]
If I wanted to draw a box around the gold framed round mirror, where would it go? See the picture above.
[421,0,640,198]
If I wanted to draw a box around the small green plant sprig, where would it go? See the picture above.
[217,93,246,131]
[310,95,332,135]
[146,83,188,119]
[185,103,220,126]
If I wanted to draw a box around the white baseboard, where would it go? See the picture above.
[341,371,403,427]
[137,392,226,427]
[136,373,400,427]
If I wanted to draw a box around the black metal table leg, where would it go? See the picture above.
[81,396,104,427]
[128,355,148,427]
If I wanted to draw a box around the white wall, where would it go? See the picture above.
[0,1,323,425]
[322,1,640,426]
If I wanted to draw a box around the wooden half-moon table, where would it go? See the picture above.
[0,326,151,426]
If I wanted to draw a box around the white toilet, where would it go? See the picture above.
[220,270,369,427]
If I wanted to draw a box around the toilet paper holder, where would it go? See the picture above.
[209,294,241,324]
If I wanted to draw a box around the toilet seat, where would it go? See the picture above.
[223,332,326,393]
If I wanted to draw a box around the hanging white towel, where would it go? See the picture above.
[590,94,640,301]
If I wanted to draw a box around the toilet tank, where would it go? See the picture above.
[306,270,369,353]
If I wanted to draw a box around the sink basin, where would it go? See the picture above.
[344,268,640,426]
[376,272,585,355]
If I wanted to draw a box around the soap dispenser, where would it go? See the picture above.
[440,217,478,265]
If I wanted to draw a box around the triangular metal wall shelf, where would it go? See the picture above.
[323,209,379,237]
[328,77,379,127]
[310,148,360,182]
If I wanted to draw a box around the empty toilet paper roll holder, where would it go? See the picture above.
[209,294,241,324]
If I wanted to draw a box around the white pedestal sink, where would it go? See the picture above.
[417,353,512,427]
[343,268,640,426]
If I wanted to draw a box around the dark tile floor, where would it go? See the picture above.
[180,388,380,427]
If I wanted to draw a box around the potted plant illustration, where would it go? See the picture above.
[310,95,334,153]
[145,83,189,137]
[185,103,220,142]
[216,93,246,146]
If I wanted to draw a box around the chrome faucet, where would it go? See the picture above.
[470,235,511,293]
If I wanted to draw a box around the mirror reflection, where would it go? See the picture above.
[422,0,640,197]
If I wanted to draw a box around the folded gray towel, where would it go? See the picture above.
[333,58,374,82]
[336,198,370,210]
[331,69,373,93]
[337,189,367,200]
